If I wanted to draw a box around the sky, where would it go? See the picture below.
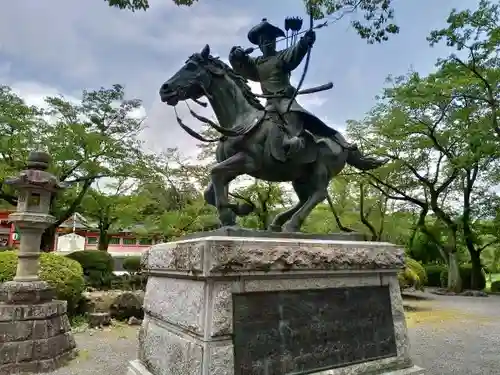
[0,0,474,158]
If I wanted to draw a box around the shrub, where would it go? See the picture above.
[122,256,142,275]
[66,250,114,289]
[406,258,427,285]
[0,251,85,313]
[424,264,447,287]
[398,267,421,290]
[490,280,500,293]
[440,264,487,290]
[105,273,147,291]
[398,257,426,290]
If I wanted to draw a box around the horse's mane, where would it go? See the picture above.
[206,55,264,111]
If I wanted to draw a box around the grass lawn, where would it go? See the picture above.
[485,273,500,292]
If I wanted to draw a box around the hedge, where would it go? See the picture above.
[398,257,427,290]
[424,264,447,287]
[66,250,114,288]
[440,264,486,290]
[0,251,85,313]
[490,280,500,293]
[122,256,142,274]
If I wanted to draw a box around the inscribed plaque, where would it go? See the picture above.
[232,285,396,375]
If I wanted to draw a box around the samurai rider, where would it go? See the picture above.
[229,18,357,158]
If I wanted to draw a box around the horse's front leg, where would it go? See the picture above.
[211,152,250,227]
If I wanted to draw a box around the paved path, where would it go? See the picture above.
[46,292,500,375]
[406,292,500,375]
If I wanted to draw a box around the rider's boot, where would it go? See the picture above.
[334,136,358,151]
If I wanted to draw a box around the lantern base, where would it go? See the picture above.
[0,298,77,374]
[0,280,55,304]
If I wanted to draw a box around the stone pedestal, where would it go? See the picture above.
[0,283,77,374]
[127,232,424,375]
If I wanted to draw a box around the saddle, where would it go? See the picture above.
[265,112,319,164]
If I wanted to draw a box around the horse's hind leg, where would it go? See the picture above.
[282,166,329,233]
[269,179,309,231]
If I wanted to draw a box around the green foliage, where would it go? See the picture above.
[234,180,291,230]
[0,251,17,281]
[309,0,399,43]
[424,264,447,287]
[398,257,426,290]
[408,234,444,265]
[398,267,421,290]
[491,280,500,293]
[405,258,427,285]
[122,256,142,274]
[105,0,150,11]
[108,273,147,291]
[66,250,114,288]
[440,264,487,290]
[81,179,144,251]
[0,251,85,313]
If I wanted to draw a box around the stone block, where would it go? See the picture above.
[140,318,203,375]
[88,312,111,328]
[0,320,33,342]
[144,236,405,277]
[128,234,423,375]
[0,298,76,374]
[0,300,64,322]
[144,277,205,335]
[0,281,55,304]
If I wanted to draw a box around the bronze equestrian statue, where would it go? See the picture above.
[159,18,386,232]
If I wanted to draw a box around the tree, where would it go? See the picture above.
[104,0,399,44]
[153,197,219,239]
[346,79,466,291]
[425,0,500,288]
[80,179,139,251]
[427,0,499,139]
[0,86,41,206]
[232,180,292,230]
[348,37,500,290]
[0,84,147,250]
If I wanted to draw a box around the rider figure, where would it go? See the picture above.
[229,18,357,157]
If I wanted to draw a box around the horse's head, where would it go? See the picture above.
[159,44,219,106]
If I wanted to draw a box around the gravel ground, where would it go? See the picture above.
[44,292,500,375]
[407,292,500,375]
[46,324,138,375]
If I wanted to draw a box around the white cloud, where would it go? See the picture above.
[8,81,79,108]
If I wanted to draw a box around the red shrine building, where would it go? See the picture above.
[0,209,158,255]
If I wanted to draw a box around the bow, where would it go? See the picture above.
[285,1,314,113]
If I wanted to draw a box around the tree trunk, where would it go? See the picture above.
[98,230,110,251]
[469,250,483,290]
[447,252,462,292]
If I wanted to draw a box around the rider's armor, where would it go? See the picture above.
[229,18,357,158]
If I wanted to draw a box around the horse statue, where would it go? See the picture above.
[159,44,386,232]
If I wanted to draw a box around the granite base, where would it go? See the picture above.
[127,359,424,375]
[0,282,77,374]
[127,234,424,375]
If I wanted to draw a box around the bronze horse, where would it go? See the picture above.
[159,44,386,232]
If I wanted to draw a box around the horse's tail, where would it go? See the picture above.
[346,147,388,171]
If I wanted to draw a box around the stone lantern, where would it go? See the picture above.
[0,151,77,374]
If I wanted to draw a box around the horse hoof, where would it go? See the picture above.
[282,225,299,233]
[268,225,282,232]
